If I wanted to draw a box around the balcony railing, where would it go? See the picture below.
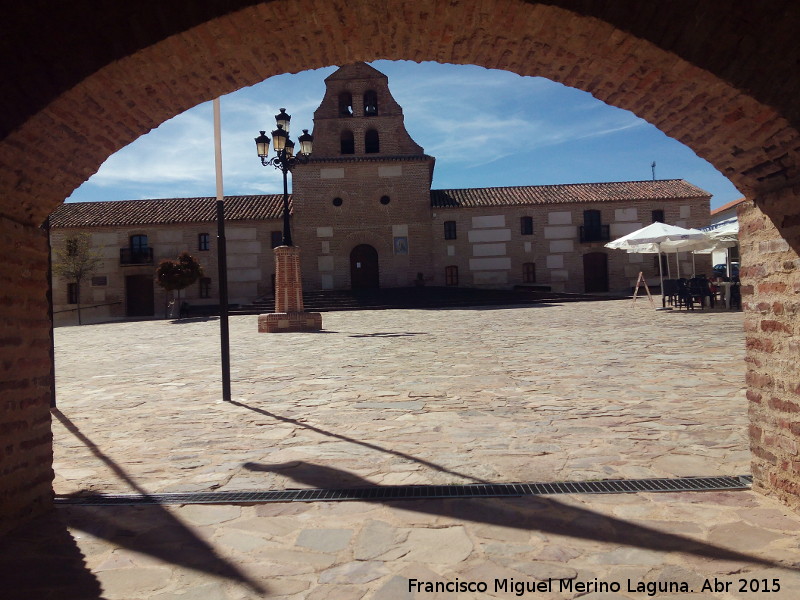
[579,225,610,243]
[120,247,154,265]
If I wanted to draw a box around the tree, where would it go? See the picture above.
[155,252,204,318]
[53,233,102,325]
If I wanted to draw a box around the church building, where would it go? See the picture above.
[49,63,711,324]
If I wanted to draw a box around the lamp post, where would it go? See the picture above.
[255,108,313,246]
[253,108,322,333]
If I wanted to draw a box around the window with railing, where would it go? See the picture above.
[579,210,610,242]
[120,234,153,264]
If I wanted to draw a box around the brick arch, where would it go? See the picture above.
[3,1,798,227]
[4,0,800,531]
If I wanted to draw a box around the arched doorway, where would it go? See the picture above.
[350,244,379,289]
[583,252,609,293]
[4,2,800,528]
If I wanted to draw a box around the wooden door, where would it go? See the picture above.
[583,252,609,293]
[126,274,155,316]
[350,244,379,289]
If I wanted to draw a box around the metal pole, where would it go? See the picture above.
[281,163,292,246]
[213,98,231,402]
[217,200,231,402]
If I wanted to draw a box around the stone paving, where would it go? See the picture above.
[4,299,800,599]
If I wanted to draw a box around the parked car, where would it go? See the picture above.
[713,262,739,278]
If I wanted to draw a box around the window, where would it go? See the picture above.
[580,210,609,242]
[340,130,354,154]
[338,91,353,116]
[520,216,533,235]
[379,195,390,205]
[445,265,459,286]
[122,234,152,265]
[65,238,78,256]
[130,234,148,251]
[444,220,457,240]
[67,282,78,304]
[199,277,211,299]
[270,230,283,248]
[523,262,536,283]
[363,90,378,116]
[198,233,210,251]
[91,276,107,287]
[365,129,380,153]
[332,197,343,207]
[652,209,665,223]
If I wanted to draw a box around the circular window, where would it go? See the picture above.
[379,195,391,205]
[332,197,343,206]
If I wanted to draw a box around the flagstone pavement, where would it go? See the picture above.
[4,299,800,599]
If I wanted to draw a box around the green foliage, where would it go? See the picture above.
[156,252,204,293]
[53,233,102,285]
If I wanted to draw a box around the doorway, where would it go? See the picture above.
[583,252,609,293]
[126,274,155,316]
[350,244,379,289]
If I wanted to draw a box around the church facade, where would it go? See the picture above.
[49,63,711,324]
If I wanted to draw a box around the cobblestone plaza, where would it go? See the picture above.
[5,300,800,599]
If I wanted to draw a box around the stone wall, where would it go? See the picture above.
[50,220,282,325]
[430,197,711,292]
[741,192,800,511]
[0,218,53,535]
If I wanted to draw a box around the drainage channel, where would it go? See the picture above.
[55,475,753,506]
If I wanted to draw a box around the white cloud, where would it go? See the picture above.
[66,61,740,208]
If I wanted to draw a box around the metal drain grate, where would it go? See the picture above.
[55,475,752,506]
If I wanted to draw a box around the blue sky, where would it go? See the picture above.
[66,60,742,211]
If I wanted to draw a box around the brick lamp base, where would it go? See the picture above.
[258,244,322,333]
[258,311,322,332]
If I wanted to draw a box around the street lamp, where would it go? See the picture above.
[255,108,313,246]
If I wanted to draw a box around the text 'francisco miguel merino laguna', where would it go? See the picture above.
[408,577,699,596]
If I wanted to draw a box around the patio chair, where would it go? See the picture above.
[661,278,679,307]
[729,277,742,310]
[676,278,695,310]
[689,276,714,308]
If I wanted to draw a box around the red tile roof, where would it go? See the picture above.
[710,196,747,216]
[431,179,710,208]
[50,180,711,228]
[50,195,286,228]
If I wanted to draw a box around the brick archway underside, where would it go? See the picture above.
[2,0,800,531]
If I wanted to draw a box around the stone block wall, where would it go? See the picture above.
[741,190,800,511]
[0,217,53,535]
[430,197,711,292]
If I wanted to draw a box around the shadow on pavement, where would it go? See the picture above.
[243,460,794,572]
[50,409,266,595]
[0,510,104,600]
[229,399,489,484]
